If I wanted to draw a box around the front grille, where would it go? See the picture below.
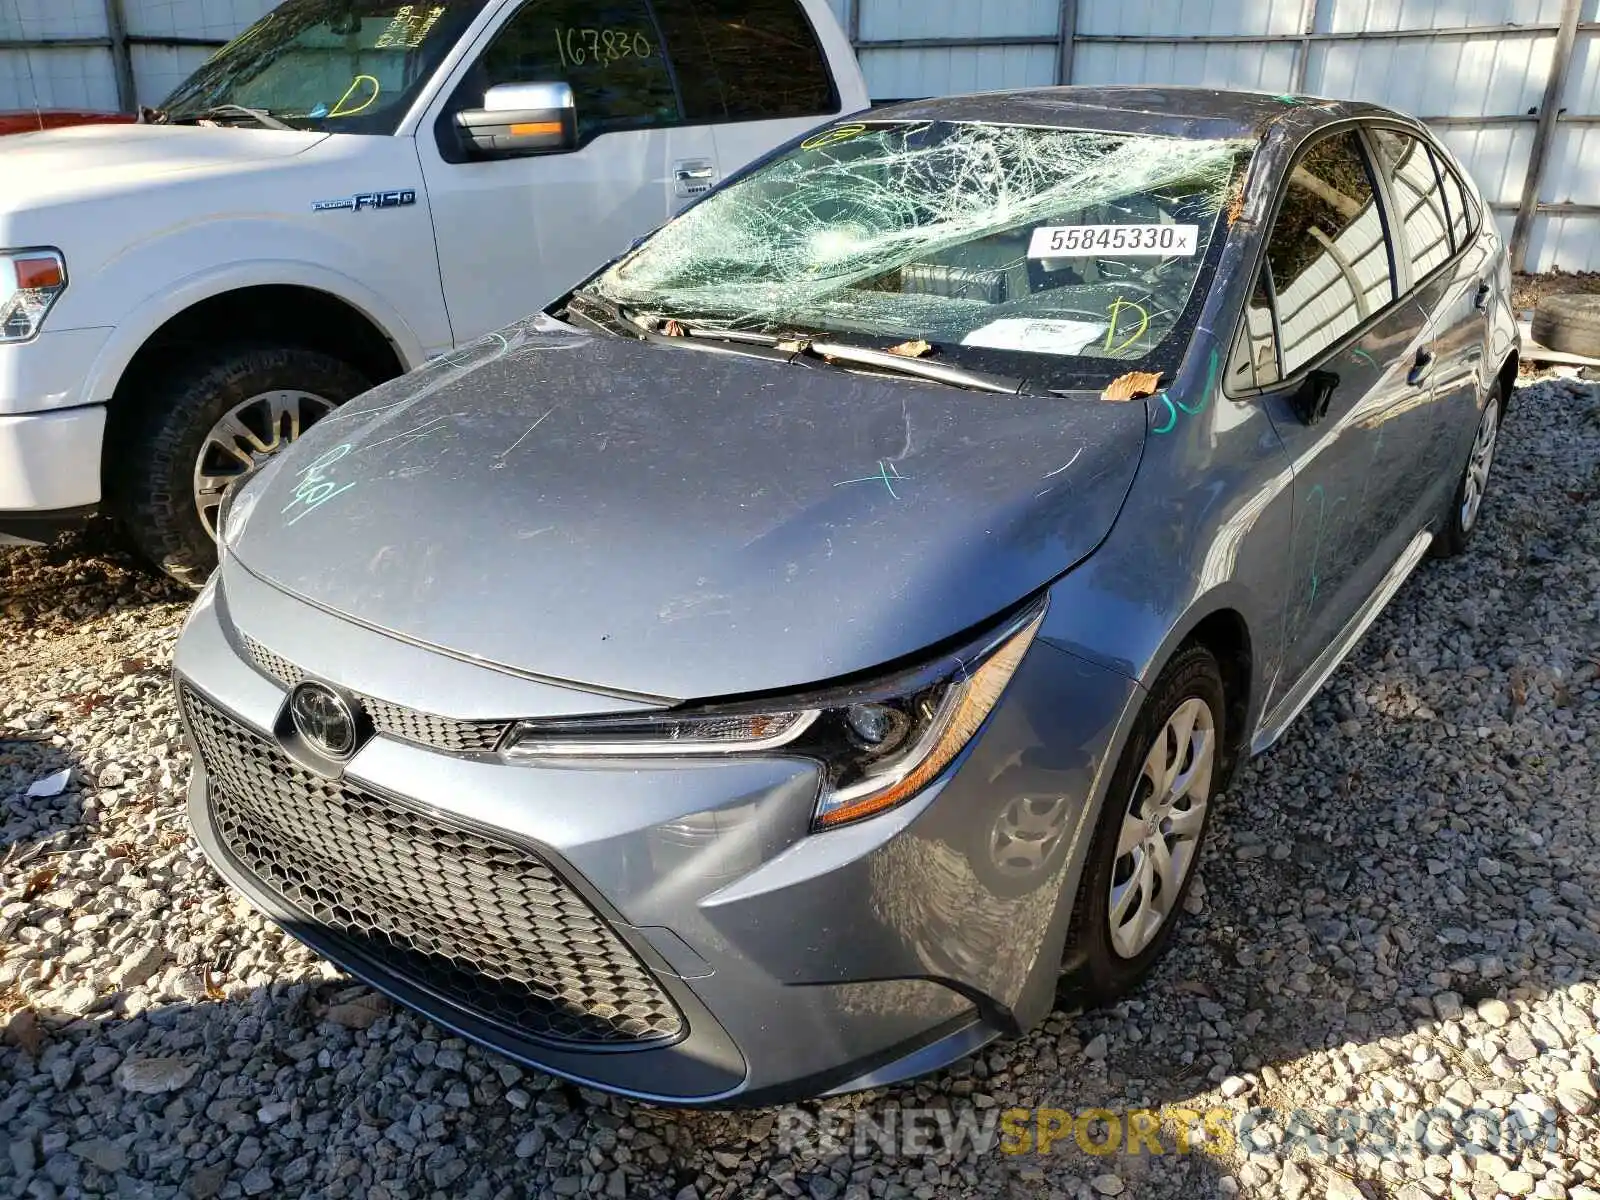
[238,634,510,754]
[181,684,684,1046]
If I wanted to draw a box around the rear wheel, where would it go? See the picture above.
[111,343,371,588]
[1062,644,1226,1004]
[1433,381,1503,559]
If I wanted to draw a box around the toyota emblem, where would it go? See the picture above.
[289,682,359,760]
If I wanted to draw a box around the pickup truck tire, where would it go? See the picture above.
[112,343,372,589]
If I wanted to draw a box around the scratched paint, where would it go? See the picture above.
[494,405,560,467]
[834,460,908,500]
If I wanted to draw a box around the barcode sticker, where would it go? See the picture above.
[1029,224,1200,258]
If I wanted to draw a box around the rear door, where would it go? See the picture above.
[418,0,718,343]
[1369,126,1493,505]
[1233,127,1433,705]
[649,0,854,181]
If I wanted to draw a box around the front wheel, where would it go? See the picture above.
[111,344,372,588]
[1061,644,1226,1004]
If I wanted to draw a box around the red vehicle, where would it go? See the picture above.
[0,109,133,136]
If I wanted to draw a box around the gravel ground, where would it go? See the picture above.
[3,375,1599,1200]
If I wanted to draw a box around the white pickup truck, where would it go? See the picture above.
[0,0,867,585]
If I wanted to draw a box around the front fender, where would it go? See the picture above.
[79,256,432,409]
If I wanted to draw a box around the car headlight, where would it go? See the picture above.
[503,597,1046,831]
[216,472,262,552]
[0,250,68,342]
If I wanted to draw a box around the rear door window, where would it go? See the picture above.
[1370,128,1452,283]
[1266,130,1394,376]
[475,0,681,140]
[651,0,837,122]
[1435,154,1478,251]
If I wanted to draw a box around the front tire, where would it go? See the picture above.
[1062,644,1226,1005]
[111,343,371,588]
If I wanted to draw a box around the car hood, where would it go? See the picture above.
[0,124,327,214]
[227,315,1147,701]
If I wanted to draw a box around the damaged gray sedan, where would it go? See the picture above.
[173,86,1518,1105]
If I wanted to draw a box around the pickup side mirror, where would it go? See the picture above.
[455,82,577,159]
[1291,368,1340,426]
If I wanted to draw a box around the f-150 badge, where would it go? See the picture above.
[312,189,417,213]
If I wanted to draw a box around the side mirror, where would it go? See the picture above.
[1291,368,1339,426]
[455,82,577,159]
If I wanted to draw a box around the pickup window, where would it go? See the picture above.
[652,0,838,122]
[159,0,489,134]
[476,0,683,139]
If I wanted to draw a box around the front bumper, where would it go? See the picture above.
[0,404,106,524]
[173,560,1137,1104]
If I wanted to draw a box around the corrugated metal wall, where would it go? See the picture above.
[3,0,1593,270]
[834,0,1600,272]
[0,0,273,112]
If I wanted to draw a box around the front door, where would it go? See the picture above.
[418,0,717,345]
[1248,128,1435,707]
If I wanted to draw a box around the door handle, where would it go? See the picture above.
[1407,346,1436,388]
[1473,280,1491,311]
[672,159,717,198]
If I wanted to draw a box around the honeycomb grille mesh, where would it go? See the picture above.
[181,685,683,1046]
[238,634,510,753]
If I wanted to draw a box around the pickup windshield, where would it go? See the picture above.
[159,0,488,134]
[590,121,1254,388]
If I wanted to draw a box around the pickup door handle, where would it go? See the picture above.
[672,159,718,198]
[1474,280,1491,310]
[1407,347,1436,388]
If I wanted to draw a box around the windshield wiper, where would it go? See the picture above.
[637,321,1023,393]
[802,341,1023,395]
[171,104,294,131]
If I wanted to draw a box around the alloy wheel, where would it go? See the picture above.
[1107,696,1215,959]
[193,390,334,539]
[1459,398,1500,533]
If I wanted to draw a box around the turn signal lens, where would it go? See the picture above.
[0,249,68,342]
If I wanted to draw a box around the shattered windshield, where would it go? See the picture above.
[590,121,1253,384]
[159,0,486,133]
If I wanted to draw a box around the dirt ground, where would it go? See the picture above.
[1513,269,1600,313]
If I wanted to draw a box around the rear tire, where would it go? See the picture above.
[110,343,371,589]
[1061,644,1226,1005]
[1433,381,1503,559]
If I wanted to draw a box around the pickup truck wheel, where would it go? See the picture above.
[113,344,371,588]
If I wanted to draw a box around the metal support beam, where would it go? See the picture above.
[0,34,225,51]
[846,0,861,48]
[0,37,111,50]
[1289,0,1324,93]
[103,0,136,113]
[1065,22,1597,45]
[1056,0,1077,85]
[1510,0,1583,272]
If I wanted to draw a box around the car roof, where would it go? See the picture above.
[863,84,1406,142]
